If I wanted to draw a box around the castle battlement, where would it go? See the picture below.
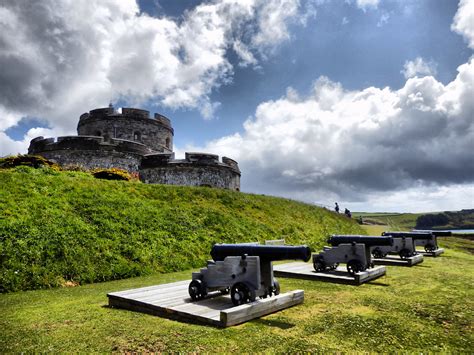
[140,152,241,175]
[79,106,172,129]
[29,135,153,156]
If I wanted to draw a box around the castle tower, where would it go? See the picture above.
[77,106,173,153]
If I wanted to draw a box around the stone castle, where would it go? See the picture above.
[28,105,241,191]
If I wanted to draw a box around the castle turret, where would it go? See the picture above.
[77,106,173,153]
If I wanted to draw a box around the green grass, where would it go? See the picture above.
[1,237,472,352]
[0,166,363,292]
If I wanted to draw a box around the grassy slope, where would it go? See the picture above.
[0,167,363,292]
[1,235,472,352]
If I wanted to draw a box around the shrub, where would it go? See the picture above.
[92,168,132,181]
[0,155,60,170]
[415,213,450,228]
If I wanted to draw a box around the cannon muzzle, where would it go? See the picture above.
[210,244,312,262]
[328,235,394,247]
[382,231,434,240]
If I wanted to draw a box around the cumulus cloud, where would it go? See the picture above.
[193,57,474,209]
[401,57,438,79]
[0,0,314,155]
[451,0,474,49]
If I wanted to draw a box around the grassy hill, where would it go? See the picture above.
[0,166,363,292]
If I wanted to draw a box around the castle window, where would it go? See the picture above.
[165,137,170,148]
[134,131,141,141]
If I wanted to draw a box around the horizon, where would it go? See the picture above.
[0,0,473,213]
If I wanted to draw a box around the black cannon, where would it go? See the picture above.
[412,230,452,237]
[382,231,438,252]
[189,243,311,306]
[313,235,393,275]
[327,235,394,247]
[210,244,312,262]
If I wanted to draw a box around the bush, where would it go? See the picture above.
[0,155,60,170]
[415,213,450,228]
[92,168,132,181]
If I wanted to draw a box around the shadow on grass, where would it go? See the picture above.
[366,281,390,287]
[252,318,295,329]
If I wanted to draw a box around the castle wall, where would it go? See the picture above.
[77,108,173,153]
[28,136,151,172]
[37,149,143,172]
[140,153,241,191]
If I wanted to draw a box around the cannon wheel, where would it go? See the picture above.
[425,244,436,252]
[399,248,411,259]
[272,279,280,296]
[347,260,364,276]
[313,259,326,272]
[189,279,207,301]
[372,248,384,259]
[231,282,255,306]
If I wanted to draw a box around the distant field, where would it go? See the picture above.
[353,210,474,231]
[352,212,422,230]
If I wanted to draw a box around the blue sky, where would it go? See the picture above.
[1,0,473,212]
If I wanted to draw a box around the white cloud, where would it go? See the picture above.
[0,0,313,155]
[376,12,390,27]
[401,57,438,79]
[451,0,474,49]
[191,57,474,210]
[0,127,59,157]
[233,40,258,67]
[355,0,379,12]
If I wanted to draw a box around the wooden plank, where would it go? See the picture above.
[221,290,303,327]
[107,280,305,327]
[108,280,189,297]
[273,262,386,285]
[373,254,424,267]
[416,248,445,257]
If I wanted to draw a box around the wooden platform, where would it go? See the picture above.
[373,254,424,267]
[273,262,386,285]
[107,280,304,327]
[417,248,445,257]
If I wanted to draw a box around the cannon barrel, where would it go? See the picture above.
[210,244,312,262]
[412,230,452,237]
[382,231,434,240]
[328,235,394,247]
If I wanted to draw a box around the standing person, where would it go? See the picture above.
[335,202,340,213]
